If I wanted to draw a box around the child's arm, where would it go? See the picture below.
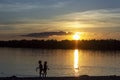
[47,66,49,70]
[36,67,39,72]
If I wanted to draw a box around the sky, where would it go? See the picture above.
[0,0,120,40]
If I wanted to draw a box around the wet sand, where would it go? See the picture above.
[0,75,120,80]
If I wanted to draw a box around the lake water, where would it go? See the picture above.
[0,48,120,77]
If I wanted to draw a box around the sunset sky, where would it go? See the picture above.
[0,0,120,40]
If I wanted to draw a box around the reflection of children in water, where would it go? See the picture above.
[36,60,43,77]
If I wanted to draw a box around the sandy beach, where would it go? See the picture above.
[0,75,120,80]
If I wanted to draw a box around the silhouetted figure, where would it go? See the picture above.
[43,61,49,77]
[36,60,43,77]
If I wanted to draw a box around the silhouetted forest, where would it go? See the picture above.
[0,39,120,50]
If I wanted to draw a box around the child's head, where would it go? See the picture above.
[44,61,47,64]
[39,60,42,64]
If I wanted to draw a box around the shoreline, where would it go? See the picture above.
[0,75,120,80]
[0,39,120,51]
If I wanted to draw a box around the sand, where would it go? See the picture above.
[0,75,120,80]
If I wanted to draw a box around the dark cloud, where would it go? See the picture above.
[21,31,72,38]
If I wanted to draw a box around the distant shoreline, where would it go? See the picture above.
[0,75,120,80]
[0,39,120,50]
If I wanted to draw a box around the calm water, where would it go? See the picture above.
[0,48,120,77]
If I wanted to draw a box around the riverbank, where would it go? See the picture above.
[0,75,120,80]
[0,39,120,50]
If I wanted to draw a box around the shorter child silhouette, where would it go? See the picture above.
[43,61,49,77]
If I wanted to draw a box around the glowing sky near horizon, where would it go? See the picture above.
[0,0,120,40]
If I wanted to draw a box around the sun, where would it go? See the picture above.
[73,32,80,40]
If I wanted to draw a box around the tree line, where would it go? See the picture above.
[0,39,120,50]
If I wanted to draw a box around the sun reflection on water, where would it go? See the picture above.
[74,49,79,76]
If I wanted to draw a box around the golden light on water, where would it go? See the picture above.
[74,49,79,69]
[74,49,79,76]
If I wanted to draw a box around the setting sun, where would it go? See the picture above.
[73,32,80,40]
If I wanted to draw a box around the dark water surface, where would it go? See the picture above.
[0,48,120,77]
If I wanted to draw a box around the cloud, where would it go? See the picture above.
[21,31,72,38]
[0,0,71,26]
[0,26,15,30]
[1,8,120,34]
[53,8,120,27]
[0,0,70,12]
[0,0,120,35]
[0,3,37,12]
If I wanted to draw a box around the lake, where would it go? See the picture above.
[0,48,120,77]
